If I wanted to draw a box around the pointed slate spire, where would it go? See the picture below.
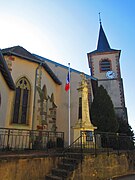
[88,17,120,55]
[97,23,111,52]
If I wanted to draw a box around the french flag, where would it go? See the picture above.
[65,72,70,92]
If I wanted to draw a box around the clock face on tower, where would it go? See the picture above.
[106,71,116,79]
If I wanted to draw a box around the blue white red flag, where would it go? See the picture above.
[65,72,70,92]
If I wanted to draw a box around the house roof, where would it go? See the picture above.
[88,23,120,55]
[0,50,15,90]
[2,46,62,85]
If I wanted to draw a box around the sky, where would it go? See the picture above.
[0,0,135,133]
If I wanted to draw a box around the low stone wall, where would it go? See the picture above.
[0,151,134,180]
[0,154,59,180]
[72,152,135,180]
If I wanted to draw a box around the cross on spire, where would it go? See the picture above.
[99,12,102,25]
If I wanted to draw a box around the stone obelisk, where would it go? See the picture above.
[73,73,97,143]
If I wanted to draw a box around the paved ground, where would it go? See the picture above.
[114,174,135,180]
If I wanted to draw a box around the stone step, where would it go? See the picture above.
[58,163,75,171]
[66,147,81,153]
[65,153,83,160]
[52,168,69,178]
[66,147,95,154]
[45,153,83,179]
[45,175,63,180]
[62,157,79,165]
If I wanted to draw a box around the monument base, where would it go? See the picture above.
[73,121,97,148]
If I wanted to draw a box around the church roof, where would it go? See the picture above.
[2,46,62,85]
[34,54,97,81]
[0,50,15,90]
[88,23,120,55]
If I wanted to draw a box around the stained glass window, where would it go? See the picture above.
[12,77,30,124]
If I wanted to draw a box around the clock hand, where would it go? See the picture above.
[109,72,113,76]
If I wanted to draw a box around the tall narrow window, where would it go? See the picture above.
[100,59,111,72]
[0,92,1,107]
[12,77,30,124]
[78,97,82,119]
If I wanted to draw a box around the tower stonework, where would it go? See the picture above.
[87,23,128,121]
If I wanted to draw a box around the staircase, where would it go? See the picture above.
[45,152,83,179]
[45,132,95,179]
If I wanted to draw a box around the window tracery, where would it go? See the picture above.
[12,77,30,124]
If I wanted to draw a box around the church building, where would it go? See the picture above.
[0,22,128,146]
[0,46,95,145]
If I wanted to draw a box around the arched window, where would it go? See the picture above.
[100,59,111,72]
[12,77,30,124]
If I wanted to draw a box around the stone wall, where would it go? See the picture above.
[0,155,59,180]
[0,152,134,180]
[72,152,135,180]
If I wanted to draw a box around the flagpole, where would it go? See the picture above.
[68,63,71,146]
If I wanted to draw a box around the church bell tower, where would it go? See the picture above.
[87,22,128,121]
